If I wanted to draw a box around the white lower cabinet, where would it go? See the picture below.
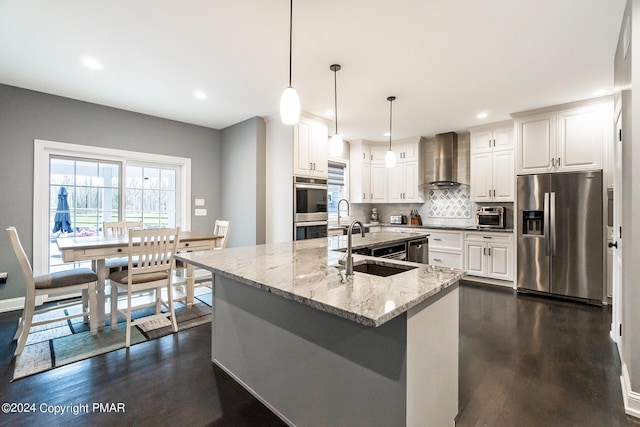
[427,230,463,270]
[464,232,513,281]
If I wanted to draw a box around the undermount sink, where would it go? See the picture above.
[352,260,417,277]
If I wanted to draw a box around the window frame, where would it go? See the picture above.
[327,158,350,223]
[34,139,191,276]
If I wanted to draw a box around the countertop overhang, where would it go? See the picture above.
[176,236,464,327]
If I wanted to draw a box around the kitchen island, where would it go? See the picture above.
[176,236,465,427]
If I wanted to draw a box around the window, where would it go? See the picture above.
[327,161,349,222]
[34,140,191,276]
[125,165,178,228]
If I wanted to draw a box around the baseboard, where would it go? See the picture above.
[620,363,640,419]
[463,276,515,289]
[0,296,24,313]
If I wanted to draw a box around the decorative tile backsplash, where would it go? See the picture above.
[427,186,471,218]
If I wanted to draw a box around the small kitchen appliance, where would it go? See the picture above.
[475,206,505,229]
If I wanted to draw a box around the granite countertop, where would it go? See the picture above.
[176,237,464,328]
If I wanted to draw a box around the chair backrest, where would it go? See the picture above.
[213,220,231,249]
[127,227,180,281]
[103,221,143,237]
[6,227,36,299]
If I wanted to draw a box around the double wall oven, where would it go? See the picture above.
[294,177,328,240]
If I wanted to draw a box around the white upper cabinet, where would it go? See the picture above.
[388,138,423,203]
[350,140,385,202]
[469,122,515,202]
[350,138,423,203]
[470,122,515,154]
[293,117,328,178]
[514,98,612,175]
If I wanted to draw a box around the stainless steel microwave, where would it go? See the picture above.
[476,206,505,229]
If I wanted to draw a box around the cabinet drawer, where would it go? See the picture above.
[464,232,513,244]
[429,250,463,270]
[426,230,463,251]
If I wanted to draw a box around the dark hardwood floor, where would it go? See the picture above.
[0,281,638,426]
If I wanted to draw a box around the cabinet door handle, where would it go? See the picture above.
[488,248,491,256]
[363,153,366,160]
[557,157,560,167]
[551,158,556,167]
[363,193,366,199]
[493,139,496,147]
[434,258,442,262]
[483,236,492,239]
[483,247,487,256]
[433,238,442,241]
[493,189,496,197]
[488,139,491,148]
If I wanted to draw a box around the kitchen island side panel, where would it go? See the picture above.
[212,274,407,427]
[212,273,460,426]
[407,285,459,427]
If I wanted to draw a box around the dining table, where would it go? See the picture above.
[56,230,223,329]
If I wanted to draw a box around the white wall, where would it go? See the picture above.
[265,115,294,243]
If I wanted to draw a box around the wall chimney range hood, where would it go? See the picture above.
[429,132,461,187]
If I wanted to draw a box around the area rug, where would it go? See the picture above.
[12,289,212,380]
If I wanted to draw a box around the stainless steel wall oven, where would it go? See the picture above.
[293,177,328,240]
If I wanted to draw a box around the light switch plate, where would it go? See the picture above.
[195,208,207,216]
[195,198,205,206]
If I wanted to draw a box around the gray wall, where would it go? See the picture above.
[0,84,222,300]
[220,116,266,247]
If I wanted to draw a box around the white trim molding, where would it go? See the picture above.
[621,363,640,419]
[0,297,25,313]
[33,139,192,276]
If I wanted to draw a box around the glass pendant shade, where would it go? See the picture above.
[280,87,300,125]
[329,133,343,156]
[385,149,396,168]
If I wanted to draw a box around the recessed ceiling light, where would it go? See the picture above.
[476,112,488,119]
[194,91,207,100]
[82,57,102,70]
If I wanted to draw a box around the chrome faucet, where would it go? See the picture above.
[337,198,350,225]
[344,220,365,276]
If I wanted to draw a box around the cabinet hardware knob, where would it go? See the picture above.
[185,243,190,247]
[608,241,618,248]
[117,248,123,253]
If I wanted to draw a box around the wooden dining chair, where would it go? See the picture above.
[6,226,98,356]
[213,220,231,249]
[109,227,180,347]
[103,220,143,269]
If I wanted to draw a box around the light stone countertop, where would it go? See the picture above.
[176,235,465,327]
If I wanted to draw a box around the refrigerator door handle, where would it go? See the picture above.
[550,192,557,256]
[544,192,550,256]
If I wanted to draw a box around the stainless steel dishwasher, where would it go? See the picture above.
[407,237,429,264]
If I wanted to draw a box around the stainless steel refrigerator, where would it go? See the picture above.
[517,171,603,302]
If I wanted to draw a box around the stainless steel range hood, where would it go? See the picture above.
[429,132,460,187]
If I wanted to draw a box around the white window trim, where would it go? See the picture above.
[327,158,350,224]
[34,139,191,276]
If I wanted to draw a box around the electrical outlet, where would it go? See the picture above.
[195,208,207,216]
[0,272,7,284]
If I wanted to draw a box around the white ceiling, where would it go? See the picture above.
[0,0,626,141]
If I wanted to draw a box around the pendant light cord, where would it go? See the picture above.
[388,98,393,150]
[288,0,293,87]
[334,68,338,135]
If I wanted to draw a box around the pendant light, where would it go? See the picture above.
[385,96,397,168]
[329,64,343,156]
[280,0,300,125]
